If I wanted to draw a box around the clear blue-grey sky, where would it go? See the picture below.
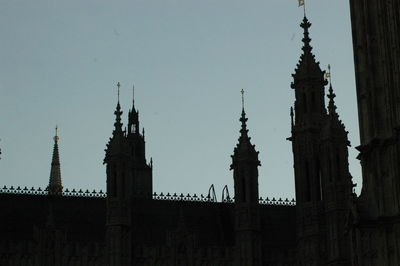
[0,0,360,200]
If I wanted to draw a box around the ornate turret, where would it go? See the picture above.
[125,84,152,198]
[230,90,261,266]
[104,82,130,199]
[290,16,327,266]
[105,82,133,266]
[48,126,63,195]
[126,85,148,167]
[290,15,327,204]
[292,16,324,80]
[291,16,328,126]
[230,90,261,204]
[319,66,353,264]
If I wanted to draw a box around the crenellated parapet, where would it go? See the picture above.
[0,186,106,198]
[259,197,296,206]
[0,185,296,206]
[153,192,217,202]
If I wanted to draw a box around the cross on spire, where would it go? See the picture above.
[54,125,59,142]
[241,88,245,111]
[117,82,121,102]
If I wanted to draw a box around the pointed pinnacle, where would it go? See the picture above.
[117,82,121,103]
[49,128,62,195]
[300,16,312,55]
[327,83,338,116]
[240,109,249,138]
[113,102,123,134]
[241,88,245,111]
[326,65,338,117]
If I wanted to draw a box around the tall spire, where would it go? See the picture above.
[239,89,249,144]
[231,90,260,166]
[113,82,123,136]
[48,126,62,195]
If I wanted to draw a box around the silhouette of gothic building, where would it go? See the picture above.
[1,1,399,265]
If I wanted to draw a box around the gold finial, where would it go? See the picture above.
[53,125,59,142]
[117,82,121,102]
[241,88,245,110]
[298,0,306,17]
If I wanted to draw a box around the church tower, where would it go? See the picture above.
[290,15,354,265]
[230,90,261,266]
[290,16,327,266]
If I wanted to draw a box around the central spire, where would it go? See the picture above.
[48,126,62,195]
[290,15,328,125]
[301,16,312,57]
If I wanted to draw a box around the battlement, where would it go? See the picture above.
[0,186,106,198]
[0,186,296,206]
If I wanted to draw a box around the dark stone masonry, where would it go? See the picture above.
[1,1,399,265]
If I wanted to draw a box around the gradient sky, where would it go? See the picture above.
[0,0,360,200]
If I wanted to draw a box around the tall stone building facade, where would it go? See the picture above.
[348,0,400,265]
[0,2,399,265]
